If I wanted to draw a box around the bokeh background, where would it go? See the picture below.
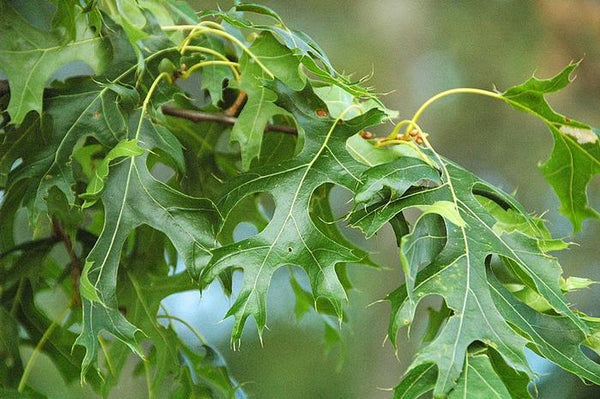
[13,1,600,398]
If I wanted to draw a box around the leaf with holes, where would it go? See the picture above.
[98,225,241,397]
[350,152,595,397]
[200,81,387,346]
[75,136,220,374]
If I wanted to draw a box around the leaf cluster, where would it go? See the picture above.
[1,1,599,398]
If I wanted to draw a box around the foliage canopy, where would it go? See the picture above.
[1,1,600,398]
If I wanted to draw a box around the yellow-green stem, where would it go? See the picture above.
[166,24,275,79]
[143,357,154,399]
[98,335,116,377]
[182,46,241,81]
[10,278,24,316]
[156,314,208,345]
[182,60,240,80]
[385,119,419,140]
[134,72,171,140]
[404,88,502,136]
[18,305,71,392]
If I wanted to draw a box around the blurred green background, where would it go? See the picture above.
[18,1,600,398]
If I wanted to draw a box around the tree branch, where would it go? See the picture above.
[0,237,60,260]
[224,90,247,117]
[161,104,298,135]
[52,218,82,305]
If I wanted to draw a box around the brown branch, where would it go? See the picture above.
[161,104,298,135]
[223,90,247,117]
[52,218,81,306]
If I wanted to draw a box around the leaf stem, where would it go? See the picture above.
[52,218,82,305]
[404,88,502,136]
[161,105,298,135]
[135,72,172,140]
[181,60,240,80]
[166,23,275,79]
[10,278,25,316]
[98,335,116,377]
[224,90,247,116]
[18,304,71,392]
[182,45,241,81]
[143,357,154,399]
[0,237,60,260]
[156,314,208,346]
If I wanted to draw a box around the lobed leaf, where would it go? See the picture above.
[351,150,595,396]
[0,2,110,124]
[500,62,600,231]
[230,32,304,170]
[201,80,387,346]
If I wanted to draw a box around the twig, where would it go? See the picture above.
[0,237,60,260]
[52,218,82,305]
[161,104,298,135]
[224,90,247,117]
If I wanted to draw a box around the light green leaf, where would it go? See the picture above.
[415,201,465,227]
[80,139,144,207]
[560,276,596,292]
[0,2,109,124]
[489,274,600,385]
[315,84,397,120]
[351,152,591,396]
[476,195,570,252]
[500,62,600,231]
[230,32,304,170]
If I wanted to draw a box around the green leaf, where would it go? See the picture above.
[353,156,441,206]
[500,62,600,231]
[80,139,144,207]
[0,2,110,124]
[351,152,592,396]
[1,16,139,219]
[489,274,600,385]
[394,363,437,399]
[94,225,242,397]
[203,5,381,103]
[4,79,134,219]
[8,281,103,389]
[476,195,569,252]
[200,81,387,346]
[75,148,220,375]
[230,32,304,170]
[0,307,23,388]
[447,346,528,399]
[315,84,397,120]
[193,36,234,106]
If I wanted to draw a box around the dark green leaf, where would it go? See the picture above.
[200,81,387,345]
